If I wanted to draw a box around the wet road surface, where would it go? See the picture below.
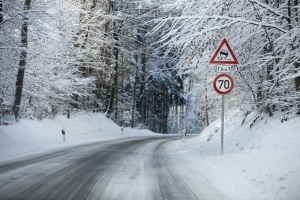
[0,135,226,200]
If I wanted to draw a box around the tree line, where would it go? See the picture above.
[0,0,299,133]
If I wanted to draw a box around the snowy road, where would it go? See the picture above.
[0,135,226,200]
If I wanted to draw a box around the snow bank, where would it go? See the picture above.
[0,112,154,163]
[1,111,299,200]
[171,111,300,200]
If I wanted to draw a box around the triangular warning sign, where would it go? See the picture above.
[209,38,239,65]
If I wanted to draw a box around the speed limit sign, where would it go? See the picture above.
[213,73,234,95]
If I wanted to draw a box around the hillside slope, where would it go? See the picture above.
[171,111,300,200]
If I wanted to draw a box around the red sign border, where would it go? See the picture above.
[209,38,239,65]
[213,73,234,95]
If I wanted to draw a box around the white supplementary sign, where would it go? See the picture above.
[213,73,234,95]
[209,38,239,65]
[216,65,233,73]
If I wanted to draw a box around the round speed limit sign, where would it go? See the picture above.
[213,73,234,95]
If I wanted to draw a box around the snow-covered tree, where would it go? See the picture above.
[150,0,300,130]
[2,0,298,133]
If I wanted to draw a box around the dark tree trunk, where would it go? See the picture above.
[13,0,31,121]
[107,24,119,115]
[131,65,138,128]
[0,0,3,24]
[288,0,300,114]
[140,51,147,124]
[295,63,300,114]
[293,0,300,114]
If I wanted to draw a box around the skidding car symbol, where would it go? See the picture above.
[218,49,230,60]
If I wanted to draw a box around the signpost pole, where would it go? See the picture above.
[209,37,239,156]
[221,95,225,155]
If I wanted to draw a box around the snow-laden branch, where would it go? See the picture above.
[249,0,291,21]
[149,15,287,39]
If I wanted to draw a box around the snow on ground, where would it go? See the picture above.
[0,111,299,200]
[170,111,300,200]
[0,112,155,163]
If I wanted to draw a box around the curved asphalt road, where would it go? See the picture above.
[0,135,227,200]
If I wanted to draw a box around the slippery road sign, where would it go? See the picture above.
[209,38,239,65]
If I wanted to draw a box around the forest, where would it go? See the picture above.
[0,0,299,133]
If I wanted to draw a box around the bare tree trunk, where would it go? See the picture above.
[13,0,31,121]
[131,65,138,128]
[288,0,300,114]
[108,40,119,115]
[294,56,300,115]
[295,63,300,90]
[205,87,209,126]
[140,48,147,124]
[293,0,300,114]
[0,0,3,24]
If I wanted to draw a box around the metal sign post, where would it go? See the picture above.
[209,38,239,155]
[213,74,234,155]
[221,95,225,155]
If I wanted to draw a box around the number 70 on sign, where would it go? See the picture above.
[213,74,234,95]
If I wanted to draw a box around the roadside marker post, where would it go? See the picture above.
[62,128,66,142]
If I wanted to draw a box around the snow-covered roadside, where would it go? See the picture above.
[0,112,155,163]
[170,112,300,200]
[1,111,299,200]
